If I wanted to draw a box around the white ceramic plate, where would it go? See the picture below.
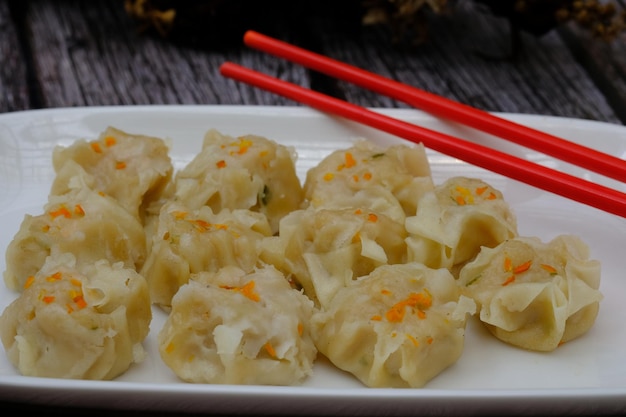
[0,106,625,416]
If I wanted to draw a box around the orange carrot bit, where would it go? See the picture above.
[503,256,513,272]
[115,161,126,170]
[42,295,55,304]
[73,294,88,309]
[264,342,277,358]
[367,213,378,222]
[220,281,260,302]
[406,334,420,347]
[352,174,359,182]
[380,289,392,296]
[487,192,497,200]
[475,186,488,195]
[370,315,382,321]
[362,172,372,181]
[74,204,85,216]
[344,152,356,168]
[513,260,532,274]
[49,205,72,219]
[104,136,117,147]
[502,275,516,286]
[417,310,427,319]
[297,322,304,336]
[235,138,253,155]
[24,275,35,289]
[90,142,103,153]
[426,336,434,345]
[172,210,188,220]
[323,172,334,181]
[216,159,227,169]
[455,195,466,206]
[191,219,211,232]
[540,264,558,275]
[354,209,363,215]
[46,272,62,282]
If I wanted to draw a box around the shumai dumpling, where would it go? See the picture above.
[158,265,317,385]
[311,263,476,388]
[405,176,518,276]
[51,126,174,222]
[303,139,433,224]
[173,129,304,234]
[141,201,273,309]
[3,185,146,292]
[0,253,152,380]
[457,235,602,352]
[259,207,407,308]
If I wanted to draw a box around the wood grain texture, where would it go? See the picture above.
[1,0,625,127]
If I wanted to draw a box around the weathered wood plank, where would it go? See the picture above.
[310,2,624,124]
[23,0,308,107]
[0,0,30,112]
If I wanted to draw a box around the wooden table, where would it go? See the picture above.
[1,1,626,416]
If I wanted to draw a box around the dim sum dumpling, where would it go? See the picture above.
[173,129,304,234]
[303,139,433,224]
[311,262,476,388]
[3,186,146,292]
[0,253,152,380]
[141,201,273,309]
[158,265,317,385]
[51,126,174,222]
[457,235,602,351]
[260,207,407,308]
[405,176,518,275]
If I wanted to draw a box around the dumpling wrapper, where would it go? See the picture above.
[141,201,273,309]
[457,235,602,351]
[405,176,518,275]
[260,207,407,308]
[311,262,476,388]
[51,126,174,223]
[303,139,434,224]
[158,265,317,385]
[4,185,146,292]
[0,253,152,380]
[173,129,304,234]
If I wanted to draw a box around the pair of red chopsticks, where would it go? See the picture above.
[220,30,626,219]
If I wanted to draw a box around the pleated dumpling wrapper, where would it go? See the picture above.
[173,129,304,234]
[259,207,407,309]
[0,253,152,380]
[457,235,602,351]
[4,185,146,292]
[311,262,476,388]
[158,265,317,385]
[141,201,273,309]
[405,176,518,276]
[303,139,434,224]
[50,126,174,223]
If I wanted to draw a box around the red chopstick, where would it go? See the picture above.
[242,30,626,183]
[220,62,626,218]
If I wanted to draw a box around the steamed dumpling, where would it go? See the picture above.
[158,265,317,385]
[0,253,152,380]
[173,129,304,234]
[260,207,407,308]
[457,235,602,351]
[3,186,146,292]
[405,176,518,276]
[311,262,476,388]
[140,201,273,309]
[51,126,174,222]
[303,139,433,224]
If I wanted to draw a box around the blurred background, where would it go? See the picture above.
[1,0,625,123]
